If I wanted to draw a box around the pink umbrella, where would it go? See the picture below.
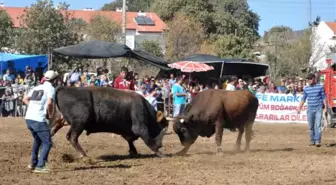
[168,61,214,73]
[168,61,215,84]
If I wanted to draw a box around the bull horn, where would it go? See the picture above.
[157,111,164,122]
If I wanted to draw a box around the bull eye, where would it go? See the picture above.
[181,127,187,133]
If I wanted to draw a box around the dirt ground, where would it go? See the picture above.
[0,118,335,185]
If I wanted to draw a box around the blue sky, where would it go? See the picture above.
[4,0,336,36]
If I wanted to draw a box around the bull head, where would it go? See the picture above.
[172,115,198,146]
[156,111,169,129]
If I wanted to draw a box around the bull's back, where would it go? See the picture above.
[221,90,259,124]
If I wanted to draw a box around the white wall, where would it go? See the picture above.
[310,21,336,70]
[124,30,166,53]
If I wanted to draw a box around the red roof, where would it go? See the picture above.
[2,7,167,33]
[326,22,336,34]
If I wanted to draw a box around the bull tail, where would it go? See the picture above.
[245,97,259,140]
[54,86,65,112]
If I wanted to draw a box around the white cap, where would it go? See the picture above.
[44,70,59,81]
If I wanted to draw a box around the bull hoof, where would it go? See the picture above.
[155,152,167,158]
[175,151,187,156]
[81,157,98,165]
[129,152,139,158]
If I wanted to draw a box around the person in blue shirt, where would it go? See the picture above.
[172,77,187,117]
[297,73,327,147]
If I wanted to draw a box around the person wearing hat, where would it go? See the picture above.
[22,70,59,173]
[297,73,327,147]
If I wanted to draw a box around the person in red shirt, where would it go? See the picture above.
[113,67,134,91]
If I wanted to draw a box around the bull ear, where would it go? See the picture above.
[156,111,164,122]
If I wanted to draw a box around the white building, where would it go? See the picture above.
[310,21,336,70]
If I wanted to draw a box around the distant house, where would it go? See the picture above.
[2,6,167,52]
[310,21,336,70]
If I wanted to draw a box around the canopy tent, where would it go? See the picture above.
[179,54,270,78]
[52,40,171,70]
[0,53,48,75]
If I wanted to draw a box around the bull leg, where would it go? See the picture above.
[176,144,191,156]
[244,123,254,152]
[121,135,138,156]
[51,124,63,137]
[234,126,245,152]
[215,121,224,156]
[66,128,87,158]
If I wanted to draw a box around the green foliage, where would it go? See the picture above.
[101,0,154,12]
[86,14,121,42]
[263,26,293,45]
[140,40,163,57]
[151,0,259,61]
[0,9,14,49]
[13,0,85,72]
[164,14,205,62]
[215,34,252,59]
[265,27,312,79]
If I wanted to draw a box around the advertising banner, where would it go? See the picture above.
[255,92,307,123]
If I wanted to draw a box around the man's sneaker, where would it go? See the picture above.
[309,143,315,146]
[32,166,51,174]
[28,164,36,170]
[316,143,321,147]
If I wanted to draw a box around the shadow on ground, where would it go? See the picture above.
[97,153,173,162]
[195,148,294,155]
[73,164,131,171]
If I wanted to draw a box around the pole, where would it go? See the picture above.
[309,0,312,23]
[122,0,127,45]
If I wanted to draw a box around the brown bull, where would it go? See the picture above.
[172,89,259,156]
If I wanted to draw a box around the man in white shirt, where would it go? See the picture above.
[23,70,59,174]
[226,76,238,91]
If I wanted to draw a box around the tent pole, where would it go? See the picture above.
[220,61,224,78]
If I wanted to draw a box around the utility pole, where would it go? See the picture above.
[122,0,127,45]
[309,0,312,23]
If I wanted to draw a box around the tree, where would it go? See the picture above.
[215,34,253,59]
[164,14,205,62]
[0,9,14,50]
[101,0,154,12]
[151,0,260,59]
[86,14,121,42]
[13,0,84,71]
[140,40,163,57]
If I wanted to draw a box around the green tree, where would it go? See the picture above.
[164,13,205,62]
[0,9,14,50]
[215,34,253,59]
[101,0,154,12]
[13,0,84,71]
[151,0,259,59]
[140,40,163,57]
[86,14,121,42]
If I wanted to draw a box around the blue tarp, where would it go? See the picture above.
[0,53,48,75]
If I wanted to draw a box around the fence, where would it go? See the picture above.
[255,92,307,124]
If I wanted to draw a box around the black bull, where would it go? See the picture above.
[49,87,169,158]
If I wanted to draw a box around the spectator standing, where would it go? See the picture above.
[226,76,238,91]
[113,67,134,91]
[169,73,176,88]
[277,80,287,94]
[172,77,187,117]
[23,70,59,173]
[3,70,15,82]
[297,73,326,147]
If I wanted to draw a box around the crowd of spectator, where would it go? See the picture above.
[0,64,313,118]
